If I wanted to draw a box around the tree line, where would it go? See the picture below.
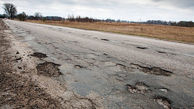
[1,3,194,27]
[144,20,194,27]
[0,3,63,21]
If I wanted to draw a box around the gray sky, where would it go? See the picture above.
[0,0,193,21]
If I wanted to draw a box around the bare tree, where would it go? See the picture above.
[17,12,27,21]
[3,3,17,19]
[34,12,42,20]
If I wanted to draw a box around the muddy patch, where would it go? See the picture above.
[131,63,173,76]
[154,96,172,109]
[31,52,47,58]
[36,62,62,77]
[126,82,150,94]
[137,46,148,49]
[101,39,109,41]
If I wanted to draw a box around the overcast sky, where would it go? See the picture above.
[0,0,193,21]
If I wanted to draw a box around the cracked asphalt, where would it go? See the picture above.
[4,19,194,109]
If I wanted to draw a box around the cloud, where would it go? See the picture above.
[152,0,194,8]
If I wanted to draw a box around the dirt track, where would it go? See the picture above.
[1,19,194,109]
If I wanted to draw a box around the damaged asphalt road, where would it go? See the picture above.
[1,19,194,109]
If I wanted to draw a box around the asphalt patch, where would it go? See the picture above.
[36,62,62,77]
[31,52,47,59]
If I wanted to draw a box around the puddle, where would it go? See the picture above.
[36,62,61,77]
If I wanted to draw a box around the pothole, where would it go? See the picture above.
[116,63,126,68]
[135,82,149,92]
[36,62,61,77]
[131,63,173,76]
[31,52,47,58]
[154,96,172,109]
[137,46,148,49]
[116,63,132,72]
[103,53,108,56]
[15,57,22,61]
[74,65,87,69]
[101,39,109,41]
[126,82,150,94]
[157,51,176,56]
[157,51,167,54]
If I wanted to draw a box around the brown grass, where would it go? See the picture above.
[27,20,194,44]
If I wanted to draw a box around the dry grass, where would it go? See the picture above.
[27,20,194,44]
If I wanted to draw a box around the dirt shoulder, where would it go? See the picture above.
[0,19,62,109]
[0,19,103,109]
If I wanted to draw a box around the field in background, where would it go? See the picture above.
[27,20,194,44]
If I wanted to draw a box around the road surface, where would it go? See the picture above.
[4,20,194,109]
